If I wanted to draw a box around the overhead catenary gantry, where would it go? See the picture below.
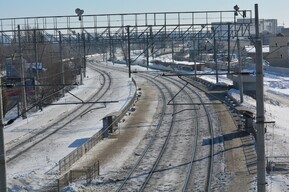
[0,10,253,54]
[0,10,254,115]
[0,9,254,118]
[0,10,253,86]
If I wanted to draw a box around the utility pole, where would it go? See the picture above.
[59,31,65,97]
[227,23,231,73]
[171,40,174,63]
[146,32,149,70]
[0,73,7,191]
[237,36,244,103]
[33,29,39,107]
[82,32,86,78]
[78,33,83,85]
[18,25,27,119]
[33,29,39,81]
[212,27,219,83]
[150,26,154,59]
[194,39,197,77]
[255,4,266,192]
[127,26,131,78]
[75,8,85,81]
[109,28,112,62]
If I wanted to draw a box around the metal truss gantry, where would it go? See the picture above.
[0,10,253,51]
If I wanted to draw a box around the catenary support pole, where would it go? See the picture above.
[82,32,86,78]
[237,36,244,103]
[213,28,219,83]
[227,23,231,73]
[146,32,149,70]
[59,31,65,97]
[127,26,131,78]
[78,33,83,85]
[18,25,27,119]
[0,73,7,191]
[33,29,39,81]
[172,40,174,63]
[255,4,266,192]
[33,29,39,106]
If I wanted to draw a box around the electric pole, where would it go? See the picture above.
[237,36,244,103]
[127,26,131,78]
[82,32,86,78]
[212,27,219,83]
[0,74,7,191]
[146,32,149,70]
[18,25,27,119]
[227,23,231,73]
[255,3,266,192]
[59,31,65,97]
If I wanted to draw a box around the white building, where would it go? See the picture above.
[237,18,278,35]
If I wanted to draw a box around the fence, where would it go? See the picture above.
[46,162,99,191]
[266,156,289,174]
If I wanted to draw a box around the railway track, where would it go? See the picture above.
[153,76,215,192]
[115,73,177,191]
[181,77,215,192]
[6,64,112,163]
[92,61,216,191]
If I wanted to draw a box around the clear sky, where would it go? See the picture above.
[1,0,288,27]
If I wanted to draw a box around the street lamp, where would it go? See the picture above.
[233,5,244,103]
[234,4,246,18]
[75,8,84,21]
[75,8,85,84]
[211,26,218,83]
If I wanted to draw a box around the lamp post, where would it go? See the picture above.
[75,8,85,84]
[127,26,131,78]
[211,27,218,83]
[233,5,246,103]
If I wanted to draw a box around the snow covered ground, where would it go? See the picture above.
[5,57,135,191]
[5,51,289,191]
[201,68,289,192]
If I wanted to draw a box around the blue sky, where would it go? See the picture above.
[1,0,288,27]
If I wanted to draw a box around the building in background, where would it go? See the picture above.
[266,33,289,67]
[281,28,289,37]
[238,18,278,35]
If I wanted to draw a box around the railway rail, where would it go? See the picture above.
[6,64,112,163]
[92,61,216,191]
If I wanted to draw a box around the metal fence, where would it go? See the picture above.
[266,156,289,174]
[46,162,99,192]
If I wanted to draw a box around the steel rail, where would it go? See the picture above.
[113,73,172,191]
[92,61,215,191]
[138,74,177,191]
[6,63,112,163]
[180,76,215,191]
